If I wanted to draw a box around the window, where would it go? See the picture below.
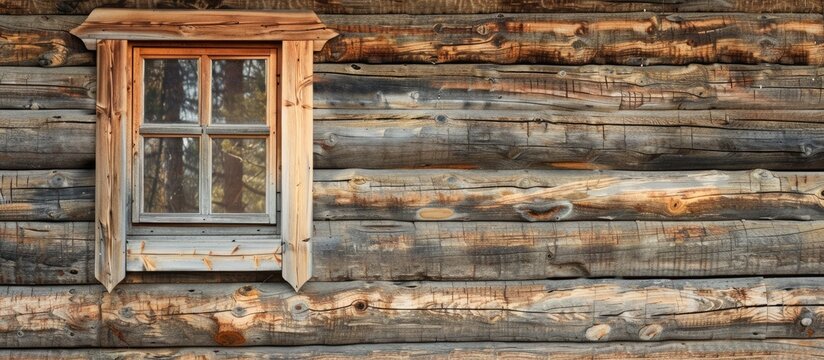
[71,9,337,292]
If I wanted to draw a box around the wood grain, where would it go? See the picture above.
[94,39,128,292]
[6,219,824,284]
[0,110,94,170]
[0,15,89,66]
[5,340,824,359]
[6,14,824,66]
[0,170,92,221]
[70,9,338,51]
[0,67,94,110]
[1,0,821,15]
[314,169,824,221]
[1,278,824,346]
[313,220,824,280]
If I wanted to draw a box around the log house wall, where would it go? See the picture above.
[2,0,824,357]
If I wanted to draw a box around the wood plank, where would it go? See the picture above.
[314,169,824,221]
[0,222,93,284]
[2,278,824,346]
[0,67,95,110]
[315,13,824,65]
[281,41,315,291]
[313,220,824,280]
[94,39,128,292]
[1,0,820,15]
[0,15,89,66]
[70,9,338,51]
[6,14,824,66]
[314,109,824,170]
[4,340,824,359]
[0,110,95,169]
[0,170,93,221]
[315,63,824,111]
[125,237,282,272]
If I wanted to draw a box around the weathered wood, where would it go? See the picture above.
[2,278,824,347]
[0,110,95,169]
[5,340,824,359]
[281,41,315,291]
[315,169,824,221]
[0,67,95,110]
[314,109,824,170]
[94,39,128,292]
[9,219,824,284]
[7,14,824,66]
[0,222,92,284]
[316,13,824,65]
[70,9,338,51]
[313,220,824,280]
[315,63,824,111]
[0,15,89,66]
[125,237,282,272]
[2,0,821,15]
[0,170,93,221]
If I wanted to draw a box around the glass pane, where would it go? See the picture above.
[143,59,199,124]
[211,138,266,213]
[143,137,200,213]
[211,59,266,124]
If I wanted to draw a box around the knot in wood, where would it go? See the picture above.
[802,317,814,327]
[352,300,369,312]
[215,327,246,346]
[666,197,686,215]
[584,324,610,341]
[639,324,663,340]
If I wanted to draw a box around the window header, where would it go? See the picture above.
[70,9,338,51]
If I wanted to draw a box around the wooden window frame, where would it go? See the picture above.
[71,9,337,292]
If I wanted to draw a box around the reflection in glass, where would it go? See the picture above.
[144,59,199,124]
[212,59,266,124]
[143,137,200,213]
[212,138,266,213]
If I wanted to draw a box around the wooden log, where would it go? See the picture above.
[4,340,824,359]
[316,13,824,65]
[1,0,820,15]
[314,169,824,221]
[314,109,824,170]
[0,110,95,170]
[2,278,824,347]
[4,107,824,171]
[5,14,824,66]
[0,15,89,66]
[315,63,824,111]
[0,170,93,221]
[0,67,95,110]
[312,220,824,280]
[0,222,92,284]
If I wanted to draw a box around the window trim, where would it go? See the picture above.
[71,9,337,292]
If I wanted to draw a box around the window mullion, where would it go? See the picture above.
[200,54,211,218]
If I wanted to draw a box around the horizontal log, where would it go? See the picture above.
[7,219,824,284]
[2,0,821,15]
[0,67,94,109]
[315,169,824,221]
[3,278,824,347]
[7,168,824,222]
[0,110,94,169]
[5,14,824,66]
[314,109,824,170]
[0,170,93,221]
[5,340,824,359]
[313,220,824,280]
[315,63,824,111]
[0,221,92,284]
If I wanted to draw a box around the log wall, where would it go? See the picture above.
[2,0,824,356]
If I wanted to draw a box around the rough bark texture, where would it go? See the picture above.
[0,278,823,347]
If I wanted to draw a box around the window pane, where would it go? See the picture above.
[212,138,266,213]
[143,59,199,124]
[143,137,200,213]
[211,59,266,124]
